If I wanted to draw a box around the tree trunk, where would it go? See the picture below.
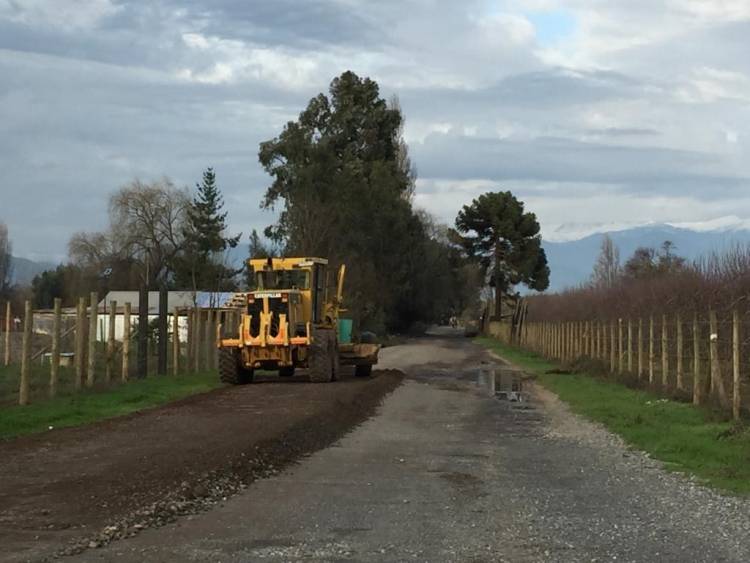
[494,285,502,320]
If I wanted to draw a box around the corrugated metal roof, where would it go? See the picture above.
[98,291,236,313]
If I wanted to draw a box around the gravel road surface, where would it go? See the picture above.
[60,330,750,562]
[8,331,750,562]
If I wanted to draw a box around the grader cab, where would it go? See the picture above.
[217,257,379,384]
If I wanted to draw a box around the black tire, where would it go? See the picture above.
[308,328,333,383]
[219,348,254,385]
[331,334,341,381]
[279,365,295,377]
[355,363,373,378]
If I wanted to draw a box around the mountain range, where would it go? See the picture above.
[542,224,750,292]
[10,223,750,293]
[9,256,56,286]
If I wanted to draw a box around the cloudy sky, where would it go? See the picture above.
[1,0,749,261]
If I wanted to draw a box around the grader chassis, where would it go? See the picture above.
[217,257,379,384]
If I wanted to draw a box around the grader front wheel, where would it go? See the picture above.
[219,348,254,385]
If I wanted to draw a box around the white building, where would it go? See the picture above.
[93,291,241,342]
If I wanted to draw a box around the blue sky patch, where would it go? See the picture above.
[526,10,576,45]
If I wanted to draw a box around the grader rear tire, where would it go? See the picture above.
[308,329,334,383]
[331,338,341,381]
[219,348,254,385]
[355,364,373,378]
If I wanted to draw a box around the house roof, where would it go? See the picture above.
[98,291,238,314]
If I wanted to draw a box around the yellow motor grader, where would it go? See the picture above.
[217,257,379,384]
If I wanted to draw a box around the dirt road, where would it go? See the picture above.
[6,332,750,562]
[0,370,402,562]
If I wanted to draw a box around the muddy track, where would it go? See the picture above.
[0,370,403,562]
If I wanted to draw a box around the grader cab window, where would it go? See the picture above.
[254,269,310,290]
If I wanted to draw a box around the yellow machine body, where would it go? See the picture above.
[218,257,359,373]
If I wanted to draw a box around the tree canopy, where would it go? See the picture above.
[453,191,549,318]
[257,71,474,332]
[623,240,686,280]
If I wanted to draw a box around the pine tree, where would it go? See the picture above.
[452,191,549,319]
[178,168,241,292]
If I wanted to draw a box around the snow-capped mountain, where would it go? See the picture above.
[542,220,750,292]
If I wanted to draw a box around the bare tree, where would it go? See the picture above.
[69,179,189,288]
[591,234,621,288]
[110,179,189,286]
[0,222,12,298]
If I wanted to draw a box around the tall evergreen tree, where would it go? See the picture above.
[258,71,429,331]
[177,168,241,292]
[453,191,549,319]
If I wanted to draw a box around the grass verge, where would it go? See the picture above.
[0,371,222,440]
[476,336,750,495]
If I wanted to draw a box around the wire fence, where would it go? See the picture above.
[495,306,750,420]
[0,296,241,407]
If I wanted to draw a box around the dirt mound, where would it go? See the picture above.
[0,369,403,562]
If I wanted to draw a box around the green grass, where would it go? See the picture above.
[476,336,750,495]
[0,370,222,440]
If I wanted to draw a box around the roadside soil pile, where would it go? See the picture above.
[0,370,403,562]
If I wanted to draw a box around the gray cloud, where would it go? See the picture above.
[412,132,747,194]
[0,0,749,260]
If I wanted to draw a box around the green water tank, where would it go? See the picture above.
[338,318,353,344]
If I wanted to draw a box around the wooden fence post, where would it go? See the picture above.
[618,318,623,374]
[627,319,633,373]
[693,313,701,405]
[676,314,684,391]
[205,309,213,370]
[50,298,61,397]
[709,309,729,408]
[122,302,131,382]
[582,321,587,357]
[610,320,616,373]
[106,300,116,383]
[550,322,554,358]
[649,315,654,384]
[19,301,32,405]
[87,292,98,387]
[213,311,219,369]
[733,309,740,421]
[597,321,602,360]
[75,297,86,389]
[569,322,574,361]
[195,309,203,371]
[637,318,643,379]
[172,308,180,376]
[3,301,10,366]
[186,309,194,371]
[661,314,668,389]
